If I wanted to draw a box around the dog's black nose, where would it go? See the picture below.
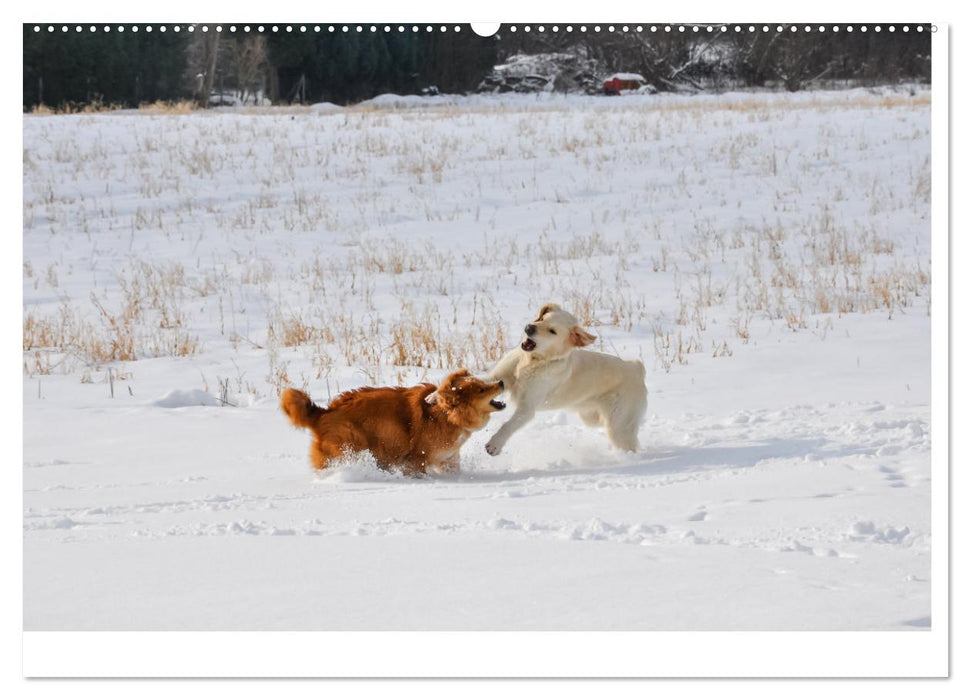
[524,324,536,336]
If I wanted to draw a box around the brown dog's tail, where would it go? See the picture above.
[280,388,325,430]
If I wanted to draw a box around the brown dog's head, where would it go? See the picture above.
[425,369,505,429]
[520,302,597,359]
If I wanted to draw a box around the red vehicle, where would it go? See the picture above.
[603,73,648,95]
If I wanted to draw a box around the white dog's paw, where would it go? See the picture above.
[485,441,502,456]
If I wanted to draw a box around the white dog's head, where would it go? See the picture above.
[520,303,596,359]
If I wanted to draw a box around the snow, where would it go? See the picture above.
[359,93,434,108]
[152,388,222,408]
[606,72,646,82]
[309,101,343,113]
[23,88,933,639]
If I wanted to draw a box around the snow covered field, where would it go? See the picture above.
[23,88,933,632]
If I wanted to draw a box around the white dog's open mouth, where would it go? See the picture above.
[521,339,536,352]
[489,399,506,410]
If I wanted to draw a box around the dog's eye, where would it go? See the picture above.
[549,329,557,335]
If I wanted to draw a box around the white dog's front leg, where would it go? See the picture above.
[485,405,535,456]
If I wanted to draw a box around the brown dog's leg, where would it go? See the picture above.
[311,441,344,470]
[399,460,427,478]
[437,456,461,475]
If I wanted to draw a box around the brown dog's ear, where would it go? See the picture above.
[535,303,560,321]
[424,391,439,405]
[434,369,470,408]
[569,326,597,347]
[445,368,470,384]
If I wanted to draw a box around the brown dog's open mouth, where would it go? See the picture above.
[489,399,506,410]
[521,339,536,352]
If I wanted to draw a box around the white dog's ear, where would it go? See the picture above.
[425,391,439,405]
[569,326,597,347]
[536,302,561,321]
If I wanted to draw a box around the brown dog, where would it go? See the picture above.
[280,370,505,475]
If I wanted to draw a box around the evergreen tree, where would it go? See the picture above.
[23,25,192,108]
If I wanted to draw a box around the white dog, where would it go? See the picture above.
[484,303,648,456]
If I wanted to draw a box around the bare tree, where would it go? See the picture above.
[228,35,268,105]
[497,28,728,92]
[772,29,836,92]
[186,29,220,108]
[728,31,785,87]
[585,32,720,91]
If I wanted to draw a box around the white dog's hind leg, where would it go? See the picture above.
[577,408,604,427]
[605,421,640,452]
[603,396,645,452]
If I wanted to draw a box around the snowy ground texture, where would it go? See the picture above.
[23,88,931,631]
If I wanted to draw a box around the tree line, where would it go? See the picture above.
[23,25,498,109]
[23,26,191,107]
[23,24,930,110]
[498,24,932,92]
